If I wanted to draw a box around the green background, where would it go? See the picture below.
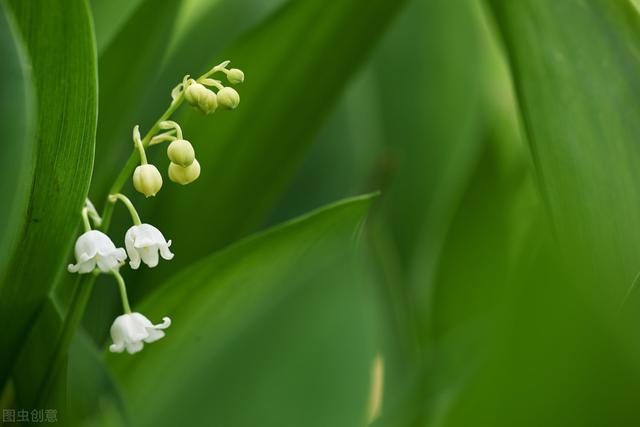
[2,0,640,426]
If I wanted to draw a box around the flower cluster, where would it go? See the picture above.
[133,61,244,195]
[66,61,244,354]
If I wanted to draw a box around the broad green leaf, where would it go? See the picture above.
[376,0,484,271]
[487,0,640,302]
[144,0,408,279]
[67,333,128,427]
[90,0,146,53]
[265,67,386,227]
[0,3,34,292]
[88,0,182,200]
[13,298,127,424]
[107,194,379,427]
[12,300,67,410]
[433,2,640,425]
[0,0,97,388]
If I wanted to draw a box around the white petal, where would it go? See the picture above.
[133,237,155,249]
[125,341,144,354]
[126,231,141,269]
[130,312,153,327]
[114,248,127,262]
[69,258,97,274]
[109,342,125,353]
[78,259,97,273]
[96,255,119,272]
[159,242,174,260]
[143,329,165,343]
[77,250,97,263]
[155,316,171,329]
[140,246,159,268]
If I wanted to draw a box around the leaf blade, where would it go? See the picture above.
[0,0,98,388]
[107,194,379,427]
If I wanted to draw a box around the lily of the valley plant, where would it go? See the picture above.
[67,61,244,354]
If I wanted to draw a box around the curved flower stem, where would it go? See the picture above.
[198,60,229,81]
[80,207,91,232]
[85,199,102,227]
[134,128,148,165]
[149,130,177,146]
[159,120,183,139]
[112,269,132,314]
[108,193,142,226]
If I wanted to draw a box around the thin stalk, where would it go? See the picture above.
[112,270,132,314]
[108,193,142,225]
[80,207,91,232]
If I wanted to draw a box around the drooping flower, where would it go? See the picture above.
[125,223,174,269]
[68,230,127,274]
[109,312,171,354]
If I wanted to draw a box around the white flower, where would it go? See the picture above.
[109,312,171,354]
[68,230,127,274]
[125,223,174,269]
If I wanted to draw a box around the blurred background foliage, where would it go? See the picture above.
[3,0,640,426]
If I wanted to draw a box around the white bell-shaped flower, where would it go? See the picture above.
[109,312,171,354]
[125,223,174,269]
[68,230,127,274]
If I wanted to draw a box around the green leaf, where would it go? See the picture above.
[90,0,147,53]
[67,332,128,426]
[12,298,127,424]
[87,0,182,201]
[12,300,67,410]
[487,0,640,300]
[107,194,379,427]
[0,0,97,388]
[145,0,408,277]
[377,0,484,269]
[0,2,35,294]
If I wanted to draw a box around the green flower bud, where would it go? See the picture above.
[168,159,201,185]
[167,139,195,167]
[216,87,240,110]
[226,68,244,84]
[184,82,218,114]
[184,82,203,105]
[133,164,163,197]
[198,88,218,114]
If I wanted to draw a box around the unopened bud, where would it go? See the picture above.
[226,68,244,84]
[167,139,195,167]
[184,82,218,114]
[184,82,202,105]
[133,164,163,197]
[198,89,218,114]
[216,87,240,110]
[168,159,201,185]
